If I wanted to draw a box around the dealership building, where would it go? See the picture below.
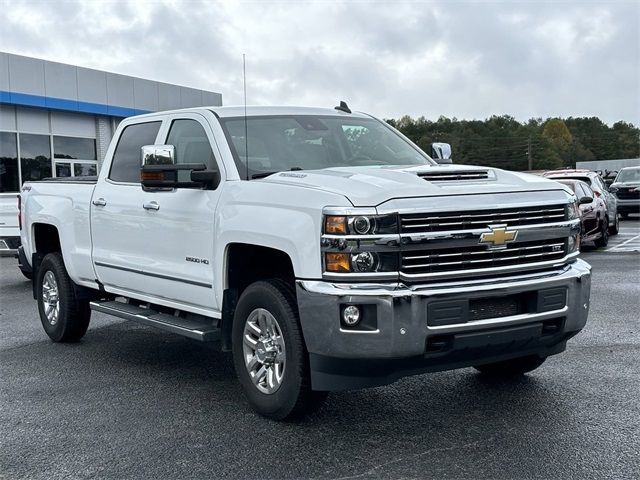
[0,52,222,252]
[0,51,222,187]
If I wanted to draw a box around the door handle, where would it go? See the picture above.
[92,198,107,207]
[143,201,160,211]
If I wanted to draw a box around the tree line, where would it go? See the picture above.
[386,115,640,171]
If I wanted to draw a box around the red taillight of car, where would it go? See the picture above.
[593,190,602,198]
[17,195,22,230]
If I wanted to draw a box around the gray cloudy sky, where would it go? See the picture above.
[1,0,638,124]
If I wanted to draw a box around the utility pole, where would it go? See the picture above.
[527,135,533,171]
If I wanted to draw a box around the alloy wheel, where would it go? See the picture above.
[42,271,60,326]
[242,308,286,394]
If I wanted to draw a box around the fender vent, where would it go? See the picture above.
[418,170,490,181]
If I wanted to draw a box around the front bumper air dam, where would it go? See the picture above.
[296,259,591,391]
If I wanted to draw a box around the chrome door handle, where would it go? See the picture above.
[92,198,107,207]
[143,201,160,211]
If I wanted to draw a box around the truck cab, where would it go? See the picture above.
[19,105,592,419]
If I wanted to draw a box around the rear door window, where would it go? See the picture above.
[109,122,161,183]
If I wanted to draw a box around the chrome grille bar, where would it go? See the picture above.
[401,238,567,275]
[401,205,566,233]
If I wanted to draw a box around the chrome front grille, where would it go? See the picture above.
[401,238,567,275]
[417,170,489,181]
[400,204,566,233]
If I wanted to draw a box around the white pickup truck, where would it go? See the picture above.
[19,105,592,419]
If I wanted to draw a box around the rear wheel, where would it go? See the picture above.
[232,279,327,420]
[474,355,546,376]
[594,218,609,248]
[609,213,620,235]
[37,252,91,342]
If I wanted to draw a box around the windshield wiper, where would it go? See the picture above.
[251,167,303,179]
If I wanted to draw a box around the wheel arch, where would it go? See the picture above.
[220,242,296,351]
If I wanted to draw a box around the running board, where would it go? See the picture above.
[90,300,220,342]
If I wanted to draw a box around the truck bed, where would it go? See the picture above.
[20,180,99,288]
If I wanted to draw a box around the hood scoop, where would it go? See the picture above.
[417,170,491,182]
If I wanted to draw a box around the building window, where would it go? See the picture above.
[55,162,72,178]
[53,136,96,160]
[0,132,20,193]
[20,133,52,182]
[74,163,97,176]
[53,136,97,177]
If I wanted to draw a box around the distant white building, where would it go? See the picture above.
[1,52,222,186]
[577,158,640,172]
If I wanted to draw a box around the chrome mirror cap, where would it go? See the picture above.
[141,144,175,166]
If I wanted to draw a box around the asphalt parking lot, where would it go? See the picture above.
[1,219,639,480]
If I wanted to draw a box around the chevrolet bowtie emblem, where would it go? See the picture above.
[480,225,518,248]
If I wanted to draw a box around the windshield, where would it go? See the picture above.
[219,115,435,179]
[615,168,640,183]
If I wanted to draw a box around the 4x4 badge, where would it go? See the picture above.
[480,225,518,249]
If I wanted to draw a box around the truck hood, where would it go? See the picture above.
[260,164,570,207]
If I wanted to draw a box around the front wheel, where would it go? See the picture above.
[474,355,546,376]
[232,279,327,420]
[37,252,91,342]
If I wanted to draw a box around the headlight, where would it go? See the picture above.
[324,214,397,235]
[322,210,400,277]
[609,187,618,194]
[566,201,579,220]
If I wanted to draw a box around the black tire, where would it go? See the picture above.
[594,218,609,248]
[609,213,620,235]
[37,252,91,342]
[474,355,546,376]
[232,279,327,420]
[20,269,33,280]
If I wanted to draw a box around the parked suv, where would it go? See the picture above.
[543,169,619,234]
[609,166,640,218]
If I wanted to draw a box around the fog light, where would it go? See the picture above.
[351,252,377,272]
[342,305,361,326]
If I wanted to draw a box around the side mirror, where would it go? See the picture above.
[140,144,219,190]
[579,196,593,205]
[142,144,175,166]
[431,142,453,164]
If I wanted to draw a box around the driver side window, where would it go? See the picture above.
[166,119,217,170]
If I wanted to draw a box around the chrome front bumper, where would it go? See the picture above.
[296,259,591,390]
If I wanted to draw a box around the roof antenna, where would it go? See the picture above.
[334,100,351,114]
[243,53,249,180]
